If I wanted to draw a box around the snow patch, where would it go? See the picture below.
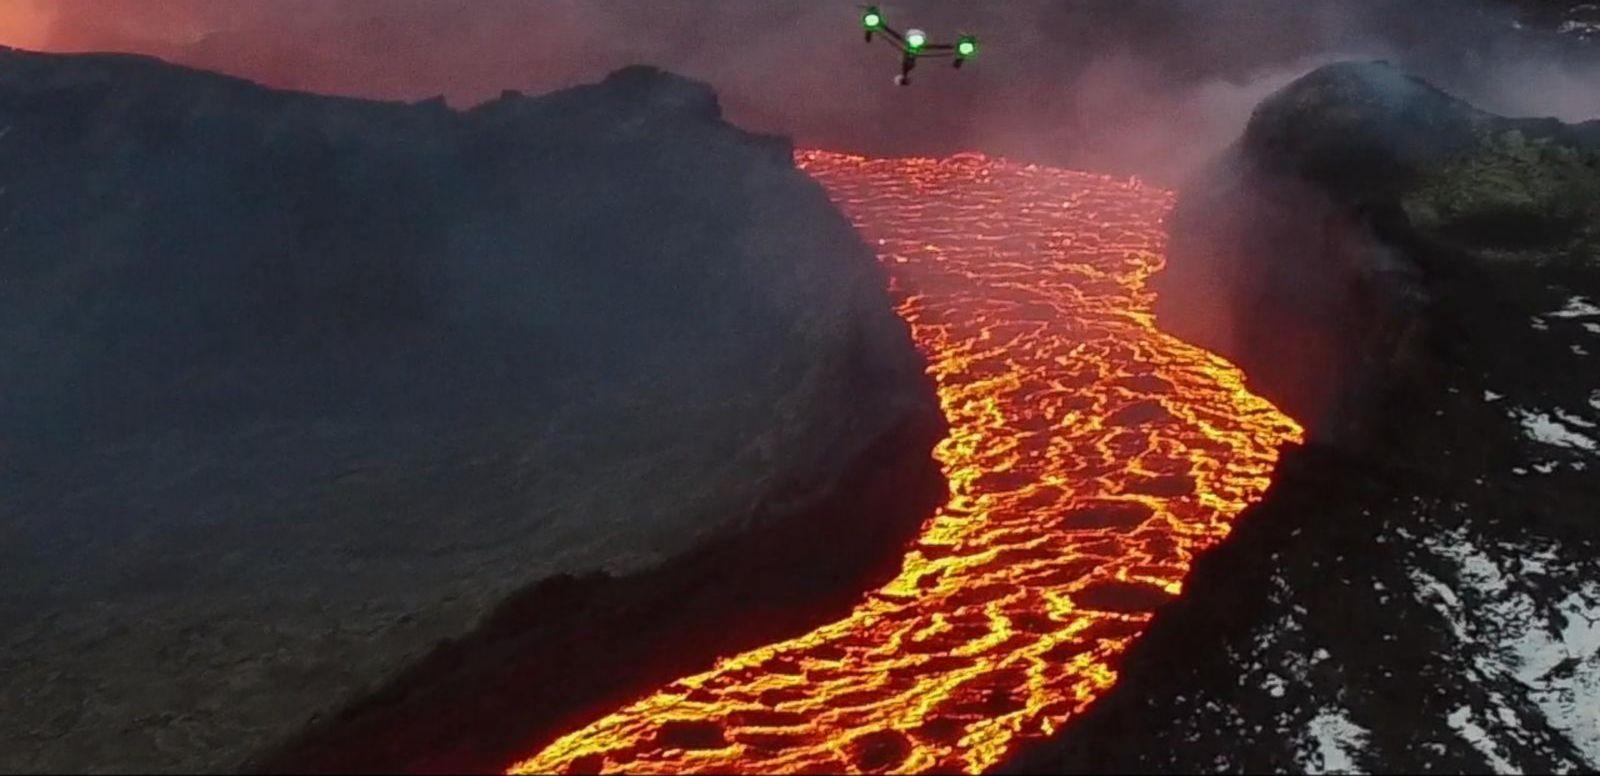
[1516,409,1599,452]
[1550,297,1600,319]
[1557,409,1597,430]
[1515,588,1600,767]
[1448,705,1517,772]
[1304,708,1369,774]
[1264,672,1287,699]
[1485,390,1504,402]
[1411,528,1600,769]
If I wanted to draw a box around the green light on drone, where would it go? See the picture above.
[957,37,977,57]
[906,30,927,50]
[862,8,883,30]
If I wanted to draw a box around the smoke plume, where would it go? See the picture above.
[1,0,1595,182]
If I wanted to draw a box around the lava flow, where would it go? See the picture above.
[510,151,1303,775]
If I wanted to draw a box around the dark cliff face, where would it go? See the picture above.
[0,54,885,442]
[0,51,944,772]
[1155,61,1599,445]
[1013,61,1600,773]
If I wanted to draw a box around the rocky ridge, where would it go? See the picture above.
[1012,61,1600,773]
[0,51,944,773]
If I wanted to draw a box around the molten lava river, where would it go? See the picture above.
[511,151,1303,774]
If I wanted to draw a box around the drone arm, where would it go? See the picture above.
[866,19,964,59]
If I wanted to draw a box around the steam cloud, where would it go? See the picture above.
[1,0,1596,182]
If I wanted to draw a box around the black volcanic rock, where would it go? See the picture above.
[1014,61,1600,774]
[0,50,943,772]
[1154,61,1600,445]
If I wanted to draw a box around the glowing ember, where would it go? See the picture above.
[510,151,1302,774]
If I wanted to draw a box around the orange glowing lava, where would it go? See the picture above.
[510,151,1302,775]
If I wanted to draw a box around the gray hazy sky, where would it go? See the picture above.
[2,0,1595,181]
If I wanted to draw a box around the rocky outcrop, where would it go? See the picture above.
[0,51,945,772]
[1154,62,1599,446]
[1012,62,1600,772]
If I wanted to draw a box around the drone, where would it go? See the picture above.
[860,5,979,86]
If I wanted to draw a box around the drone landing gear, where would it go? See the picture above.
[897,54,916,86]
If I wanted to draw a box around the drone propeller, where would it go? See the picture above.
[860,5,901,45]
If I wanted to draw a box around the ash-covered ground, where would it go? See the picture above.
[1012,61,1600,773]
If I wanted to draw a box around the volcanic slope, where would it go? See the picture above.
[1018,61,1600,775]
[511,152,1303,775]
[0,54,942,773]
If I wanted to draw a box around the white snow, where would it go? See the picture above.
[1585,323,1600,336]
[1448,705,1517,772]
[1512,587,1600,768]
[1516,409,1599,452]
[1485,391,1505,402]
[1557,409,1597,429]
[1304,708,1369,775]
[1411,528,1600,770]
[1413,568,1472,642]
[1550,297,1600,319]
